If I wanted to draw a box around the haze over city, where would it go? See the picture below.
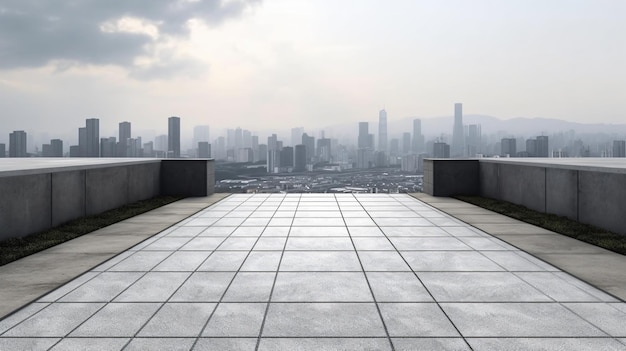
[1,0,625,142]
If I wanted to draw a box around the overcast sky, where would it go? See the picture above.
[1,0,625,141]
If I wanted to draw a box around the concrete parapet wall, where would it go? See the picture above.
[427,158,626,235]
[0,159,214,241]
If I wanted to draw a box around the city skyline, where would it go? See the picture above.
[0,0,624,135]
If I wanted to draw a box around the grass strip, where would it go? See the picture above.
[0,196,183,266]
[455,196,626,256]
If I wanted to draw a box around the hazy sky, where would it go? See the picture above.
[1,0,625,140]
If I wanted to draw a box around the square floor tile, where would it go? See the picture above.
[3,303,104,337]
[466,338,626,350]
[443,227,485,237]
[70,302,160,337]
[352,237,395,250]
[374,218,433,227]
[114,272,189,302]
[241,218,270,226]
[197,251,249,271]
[515,272,601,301]
[442,302,606,337]
[419,272,552,302]
[0,338,60,351]
[185,218,220,226]
[138,303,216,337]
[359,251,411,271]
[458,237,512,250]
[194,338,257,351]
[348,227,385,237]
[381,226,450,237]
[181,237,226,251]
[49,338,128,351]
[379,303,460,337]
[253,237,287,250]
[262,303,386,337]
[272,272,373,302]
[289,227,349,236]
[481,251,546,271]
[59,272,143,302]
[124,338,195,351]
[366,272,432,302]
[170,272,235,302]
[222,272,276,302]
[564,303,626,336]
[240,251,282,271]
[231,227,265,237]
[109,251,171,271]
[0,303,49,334]
[401,251,504,272]
[165,226,207,237]
[280,251,362,271]
[391,338,470,351]
[143,237,192,250]
[285,237,354,250]
[198,227,235,237]
[217,237,258,250]
[292,218,346,226]
[202,303,266,337]
[153,251,210,271]
[343,218,377,226]
[390,237,471,251]
[258,338,391,351]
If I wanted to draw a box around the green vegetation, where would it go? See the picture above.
[456,196,626,256]
[0,196,183,266]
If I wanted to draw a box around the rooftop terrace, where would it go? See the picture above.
[1,193,625,350]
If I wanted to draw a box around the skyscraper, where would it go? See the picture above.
[613,140,626,157]
[358,122,370,149]
[536,136,549,157]
[467,124,481,157]
[412,118,424,154]
[434,142,451,158]
[168,116,181,158]
[9,130,27,157]
[193,125,210,146]
[294,144,306,172]
[451,103,464,157]
[501,138,517,157]
[85,118,99,157]
[402,132,411,155]
[50,139,63,157]
[118,121,131,157]
[378,109,387,152]
[0,143,5,157]
[198,142,211,158]
[302,133,315,162]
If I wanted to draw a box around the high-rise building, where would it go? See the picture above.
[0,143,5,157]
[356,148,373,169]
[100,137,117,157]
[193,125,210,147]
[302,133,315,162]
[168,116,181,158]
[358,122,370,149]
[536,136,549,157]
[378,109,387,152]
[154,135,168,152]
[281,146,294,168]
[78,127,86,157]
[451,103,464,157]
[117,121,131,157]
[613,140,625,157]
[412,118,424,154]
[501,138,517,157]
[389,138,400,157]
[294,145,307,172]
[9,130,27,157]
[51,139,63,157]
[317,138,331,162]
[467,124,481,157]
[267,134,280,173]
[234,127,243,151]
[526,139,537,157]
[143,141,154,157]
[198,142,211,158]
[85,118,100,157]
[434,142,451,158]
[402,132,411,155]
[242,130,252,149]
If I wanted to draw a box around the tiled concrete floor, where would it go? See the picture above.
[1,194,625,351]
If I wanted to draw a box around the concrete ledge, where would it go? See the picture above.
[0,193,230,319]
[423,159,479,196]
[161,159,214,196]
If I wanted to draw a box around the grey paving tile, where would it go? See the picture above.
[152,251,210,271]
[427,217,467,226]
[514,251,560,271]
[352,237,395,250]
[0,303,49,334]
[267,218,292,227]
[280,251,362,271]
[114,272,189,302]
[402,251,504,272]
[554,272,621,302]
[341,211,370,218]
[224,210,253,218]
[213,218,246,226]
[366,272,432,302]
[564,303,626,336]
[260,227,290,236]
[170,272,235,302]
[185,218,220,226]
[379,303,460,337]
[196,211,230,218]
[222,272,275,302]
[217,237,258,250]
[481,251,546,271]
[139,303,216,337]
[374,218,432,227]
[197,251,249,271]
[272,272,373,302]
[70,303,160,337]
[240,251,282,271]
[194,338,257,351]
[369,211,418,218]
[262,303,386,337]
[343,217,377,226]
[419,272,552,302]
[165,226,207,237]
[3,303,104,337]
[58,273,143,303]
[273,211,295,218]
[515,272,602,301]
[92,252,135,271]
[292,218,346,226]
[359,251,412,271]
[249,211,275,218]
[144,237,192,250]
[258,338,391,351]
[466,338,626,351]
[202,302,266,337]
[347,227,385,236]
[0,338,60,351]
[108,251,171,271]
[242,218,271,226]
[392,338,470,351]
[37,272,99,301]
[198,227,235,237]
[231,227,265,237]
[443,227,486,237]
[296,211,342,218]
[124,337,194,351]
[285,237,354,250]
[381,226,450,237]
[253,237,287,250]
[390,237,471,251]
[289,226,349,236]
[442,302,606,337]
[181,237,225,251]
[457,237,513,250]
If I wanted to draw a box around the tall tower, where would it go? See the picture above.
[412,118,424,153]
[358,122,369,149]
[451,103,464,157]
[119,121,131,157]
[9,130,27,157]
[168,116,181,158]
[85,118,99,157]
[378,109,387,152]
